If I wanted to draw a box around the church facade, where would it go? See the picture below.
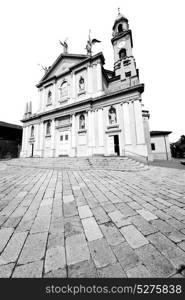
[20,11,152,161]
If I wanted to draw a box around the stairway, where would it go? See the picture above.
[6,157,149,171]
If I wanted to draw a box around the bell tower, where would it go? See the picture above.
[111,9,138,81]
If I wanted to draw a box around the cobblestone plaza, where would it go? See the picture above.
[0,158,185,278]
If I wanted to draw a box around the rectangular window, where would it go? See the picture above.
[65,134,68,141]
[60,135,63,141]
[151,143,155,151]
[125,71,131,77]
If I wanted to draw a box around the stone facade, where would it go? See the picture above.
[20,11,151,161]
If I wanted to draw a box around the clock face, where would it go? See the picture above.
[118,40,126,49]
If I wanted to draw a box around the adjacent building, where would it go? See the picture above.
[0,121,22,159]
[150,131,172,160]
[20,11,152,161]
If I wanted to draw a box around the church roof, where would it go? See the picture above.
[150,131,172,136]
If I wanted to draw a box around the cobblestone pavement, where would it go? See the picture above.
[0,161,185,278]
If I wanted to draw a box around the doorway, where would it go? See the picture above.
[31,144,34,157]
[114,135,120,156]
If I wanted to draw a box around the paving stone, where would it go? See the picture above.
[63,195,75,203]
[68,260,97,278]
[116,203,137,218]
[66,233,90,266]
[112,242,140,271]
[82,217,103,241]
[127,201,142,210]
[0,228,14,253]
[63,202,78,217]
[108,210,131,228]
[165,218,185,230]
[18,232,48,264]
[0,263,15,278]
[178,241,185,251]
[30,214,51,234]
[92,206,110,224]
[120,225,148,249]
[45,246,66,273]
[152,209,171,220]
[167,231,185,243]
[137,209,158,221]
[128,215,157,236]
[100,222,125,246]
[12,261,43,278]
[47,230,64,248]
[103,203,117,213]
[44,268,67,278]
[64,216,83,238]
[97,262,126,278]
[126,264,151,278]
[151,219,175,233]
[89,238,116,268]
[78,205,92,219]
[0,231,28,265]
[135,244,175,277]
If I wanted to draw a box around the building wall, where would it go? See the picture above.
[150,135,171,160]
[20,97,150,159]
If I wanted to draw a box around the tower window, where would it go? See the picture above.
[118,24,123,33]
[125,71,131,77]
[151,143,155,151]
[119,48,127,60]
[79,114,85,130]
[108,106,117,125]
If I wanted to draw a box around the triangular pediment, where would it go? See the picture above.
[39,53,89,84]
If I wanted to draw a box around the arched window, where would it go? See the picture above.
[79,114,85,130]
[46,121,51,136]
[108,106,117,125]
[119,48,127,60]
[79,76,85,92]
[118,24,123,33]
[47,90,52,104]
[30,125,34,137]
[60,81,68,99]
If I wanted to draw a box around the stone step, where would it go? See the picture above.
[6,157,149,172]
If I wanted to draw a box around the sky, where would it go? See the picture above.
[0,0,185,142]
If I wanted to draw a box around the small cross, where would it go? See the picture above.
[118,7,120,14]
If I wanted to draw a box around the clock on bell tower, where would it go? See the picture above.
[111,9,138,81]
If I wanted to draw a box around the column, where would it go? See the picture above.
[91,110,95,147]
[87,65,93,95]
[123,102,131,145]
[34,123,39,152]
[51,119,56,157]
[96,63,103,92]
[98,109,104,146]
[72,72,76,100]
[39,122,45,157]
[71,114,76,148]
[134,100,145,144]
[129,101,137,145]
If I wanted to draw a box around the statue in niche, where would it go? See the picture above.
[109,106,117,124]
[79,76,85,92]
[79,114,85,129]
